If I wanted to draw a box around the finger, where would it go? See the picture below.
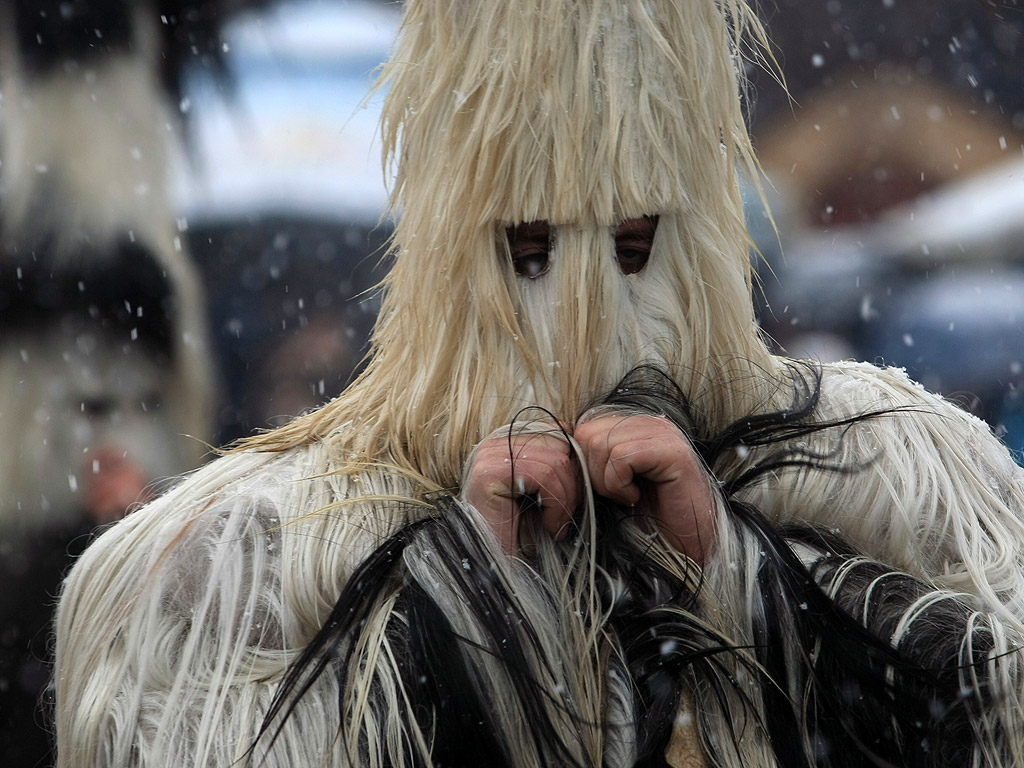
[538,465,581,540]
[651,480,716,562]
[575,414,717,562]
[464,430,580,553]
[610,437,715,561]
[578,414,692,488]
[575,415,648,504]
[605,436,692,488]
[481,495,521,554]
[507,454,580,546]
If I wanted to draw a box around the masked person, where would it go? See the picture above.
[0,3,217,763]
[54,1,1024,766]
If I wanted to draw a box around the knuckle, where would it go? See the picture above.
[607,441,632,464]
[534,465,562,491]
[469,464,512,492]
[550,451,574,473]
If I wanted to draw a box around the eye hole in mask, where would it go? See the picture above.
[506,220,552,278]
[614,215,658,275]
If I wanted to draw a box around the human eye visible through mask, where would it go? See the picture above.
[506,220,552,278]
[505,216,657,278]
[614,215,658,275]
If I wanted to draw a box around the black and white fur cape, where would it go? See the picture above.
[251,367,1020,768]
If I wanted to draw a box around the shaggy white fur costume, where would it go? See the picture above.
[54,0,1024,766]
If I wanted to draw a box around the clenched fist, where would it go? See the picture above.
[574,413,715,564]
[463,413,716,563]
[462,424,580,555]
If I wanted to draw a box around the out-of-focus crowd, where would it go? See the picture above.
[0,0,1021,765]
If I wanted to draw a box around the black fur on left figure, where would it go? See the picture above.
[0,237,177,362]
[256,365,1013,768]
[6,0,270,105]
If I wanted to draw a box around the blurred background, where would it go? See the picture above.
[0,1,396,763]
[0,0,1022,764]
[747,0,1024,458]
[177,0,397,441]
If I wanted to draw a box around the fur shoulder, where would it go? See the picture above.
[739,359,1024,627]
[54,442,425,767]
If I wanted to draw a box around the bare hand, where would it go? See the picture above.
[463,425,580,555]
[573,413,716,564]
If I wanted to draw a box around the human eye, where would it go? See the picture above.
[505,220,552,278]
[614,215,658,275]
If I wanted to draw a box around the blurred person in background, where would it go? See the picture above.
[173,0,399,442]
[0,1,221,762]
[0,1,393,761]
[751,0,1024,227]
[190,216,388,442]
